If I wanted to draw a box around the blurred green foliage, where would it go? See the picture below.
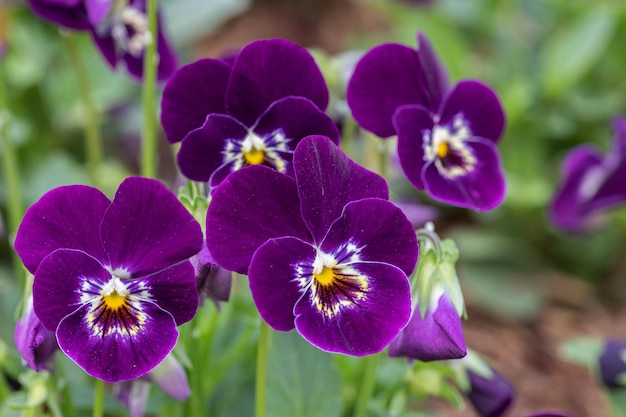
[2,0,626,415]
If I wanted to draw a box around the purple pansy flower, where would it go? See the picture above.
[347,32,506,211]
[550,117,626,232]
[467,367,515,417]
[161,38,340,187]
[28,0,176,81]
[206,135,417,355]
[388,287,466,361]
[598,339,626,388]
[14,177,203,382]
[14,296,59,372]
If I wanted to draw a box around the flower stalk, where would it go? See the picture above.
[255,319,269,417]
[141,0,159,178]
[354,352,381,417]
[93,378,104,417]
[63,33,103,189]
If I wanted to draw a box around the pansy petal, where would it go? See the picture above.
[161,58,231,143]
[438,80,505,143]
[56,301,178,382]
[294,261,411,356]
[177,114,248,182]
[416,32,450,111]
[206,166,310,274]
[294,135,388,243]
[140,262,198,326]
[612,116,626,155]
[100,177,203,277]
[249,237,316,331]
[27,0,91,30]
[321,198,418,276]
[33,249,111,332]
[394,104,434,190]
[252,97,340,177]
[91,30,118,70]
[423,138,506,211]
[549,145,604,231]
[84,0,112,25]
[346,43,427,138]
[15,185,110,274]
[226,39,329,126]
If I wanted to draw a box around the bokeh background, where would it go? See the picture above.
[2,0,626,415]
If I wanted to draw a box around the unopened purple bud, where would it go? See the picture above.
[14,296,58,371]
[599,339,626,388]
[467,368,514,417]
[148,354,190,400]
[112,380,150,417]
[192,243,232,307]
[388,290,466,361]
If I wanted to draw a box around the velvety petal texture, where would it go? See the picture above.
[467,368,515,417]
[348,32,507,211]
[17,177,202,382]
[388,291,466,361]
[162,38,335,187]
[208,136,416,355]
[550,117,626,232]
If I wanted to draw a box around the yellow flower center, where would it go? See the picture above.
[436,141,449,158]
[243,147,265,165]
[314,266,336,286]
[103,291,128,310]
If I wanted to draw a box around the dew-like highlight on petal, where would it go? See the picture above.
[424,114,476,179]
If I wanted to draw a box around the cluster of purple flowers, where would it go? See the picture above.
[28,0,176,80]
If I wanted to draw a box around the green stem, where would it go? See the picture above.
[0,46,26,284]
[378,138,389,179]
[255,320,269,417]
[141,0,158,178]
[93,378,104,417]
[63,33,103,188]
[353,352,381,417]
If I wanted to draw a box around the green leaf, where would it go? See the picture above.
[266,331,343,417]
[607,387,626,417]
[541,6,617,97]
[559,336,602,368]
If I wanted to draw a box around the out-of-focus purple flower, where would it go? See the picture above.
[14,296,59,372]
[347,32,506,211]
[393,201,438,229]
[467,367,515,417]
[192,243,232,307]
[519,414,576,417]
[550,117,626,233]
[161,39,339,187]
[388,287,465,361]
[27,0,176,81]
[598,339,626,388]
[113,354,190,417]
[15,177,203,382]
[206,136,417,356]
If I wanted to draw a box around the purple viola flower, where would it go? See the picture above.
[598,339,626,388]
[14,177,203,382]
[161,38,340,187]
[347,33,506,211]
[192,243,232,307]
[388,288,466,361]
[467,367,515,417]
[28,0,176,81]
[14,296,59,372]
[206,135,417,355]
[550,117,626,232]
